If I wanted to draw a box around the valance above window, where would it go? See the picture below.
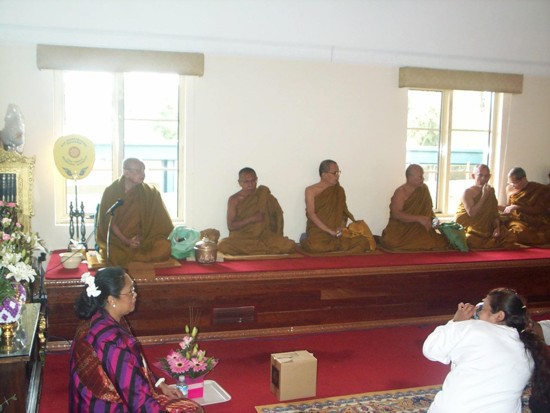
[36,44,204,76]
[399,67,523,94]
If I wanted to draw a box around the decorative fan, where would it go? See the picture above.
[53,135,95,180]
[53,135,96,248]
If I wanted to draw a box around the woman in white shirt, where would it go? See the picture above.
[423,287,550,413]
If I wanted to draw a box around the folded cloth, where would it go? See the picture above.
[342,220,377,251]
[438,222,468,252]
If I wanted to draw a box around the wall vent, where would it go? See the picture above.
[212,306,256,325]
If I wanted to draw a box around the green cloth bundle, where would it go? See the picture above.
[438,222,469,252]
[169,226,201,259]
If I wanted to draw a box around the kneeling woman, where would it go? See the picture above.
[69,266,203,413]
[423,287,550,413]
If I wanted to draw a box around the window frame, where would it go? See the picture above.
[406,88,505,217]
[53,71,186,225]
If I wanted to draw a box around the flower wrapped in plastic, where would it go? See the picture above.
[158,325,218,380]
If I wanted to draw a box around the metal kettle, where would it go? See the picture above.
[194,236,217,264]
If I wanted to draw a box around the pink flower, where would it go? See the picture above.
[189,357,207,373]
[168,354,192,374]
[179,335,193,350]
[166,350,182,361]
[7,203,16,208]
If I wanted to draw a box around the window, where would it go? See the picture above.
[56,71,183,222]
[406,89,502,216]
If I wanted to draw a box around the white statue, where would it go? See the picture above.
[0,104,26,153]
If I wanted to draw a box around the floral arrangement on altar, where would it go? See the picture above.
[0,201,37,303]
[158,325,218,380]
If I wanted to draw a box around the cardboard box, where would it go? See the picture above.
[270,350,317,401]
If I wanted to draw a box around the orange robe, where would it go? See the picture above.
[218,185,295,255]
[503,181,550,245]
[381,184,448,251]
[300,185,372,253]
[97,177,174,267]
[456,192,516,249]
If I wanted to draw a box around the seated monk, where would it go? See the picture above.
[217,167,295,255]
[455,164,516,249]
[96,158,174,267]
[381,164,448,251]
[300,160,374,253]
[499,167,550,245]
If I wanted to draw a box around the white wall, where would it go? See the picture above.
[1,44,549,252]
[0,1,549,251]
[185,56,407,241]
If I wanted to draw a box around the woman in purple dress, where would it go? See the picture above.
[69,266,203,413]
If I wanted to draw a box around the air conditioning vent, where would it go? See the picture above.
[212,306,256,325]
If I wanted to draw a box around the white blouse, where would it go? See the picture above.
[423,319,533,413]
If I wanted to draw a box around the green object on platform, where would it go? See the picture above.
[438,221,469,252]
[169,226,201,259]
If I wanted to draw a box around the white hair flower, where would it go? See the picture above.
[81,272,100,298]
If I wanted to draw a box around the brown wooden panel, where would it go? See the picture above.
[45,258,550,347]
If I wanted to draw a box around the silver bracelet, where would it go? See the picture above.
[155,378,166,388]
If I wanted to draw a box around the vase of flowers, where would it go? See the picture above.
[0,201,37,336]
[157,325,218,399]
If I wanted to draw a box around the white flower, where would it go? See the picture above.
[81,272,100,298]
[5,261,36,283]
[0,251,22,267]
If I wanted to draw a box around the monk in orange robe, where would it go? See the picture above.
[455,164,516,249]
[381,164,448,251]
[218,167,295,255]
[300,160,374,253]
[500,167,550,245]
[96,158,173,267]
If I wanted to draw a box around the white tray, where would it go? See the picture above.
[171,380,231,406]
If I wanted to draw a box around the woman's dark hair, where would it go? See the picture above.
[487,288,550,404]
[74,267,126,320]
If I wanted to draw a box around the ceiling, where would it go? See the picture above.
[1,0,549,76]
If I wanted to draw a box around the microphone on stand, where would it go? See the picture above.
[106,199,124,215]
[105,198,123,266]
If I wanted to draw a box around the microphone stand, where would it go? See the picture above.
[105,199,123,266]
[106,214,114,266]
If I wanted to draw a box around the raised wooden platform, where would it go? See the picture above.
[44,248,550,350]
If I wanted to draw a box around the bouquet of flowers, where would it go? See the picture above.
[158,325,218,380]
[0,201,37,302]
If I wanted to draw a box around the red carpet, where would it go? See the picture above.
[45,247,550,279]
[39,324,451,412]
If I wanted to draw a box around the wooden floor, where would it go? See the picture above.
[44,249,550,350]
